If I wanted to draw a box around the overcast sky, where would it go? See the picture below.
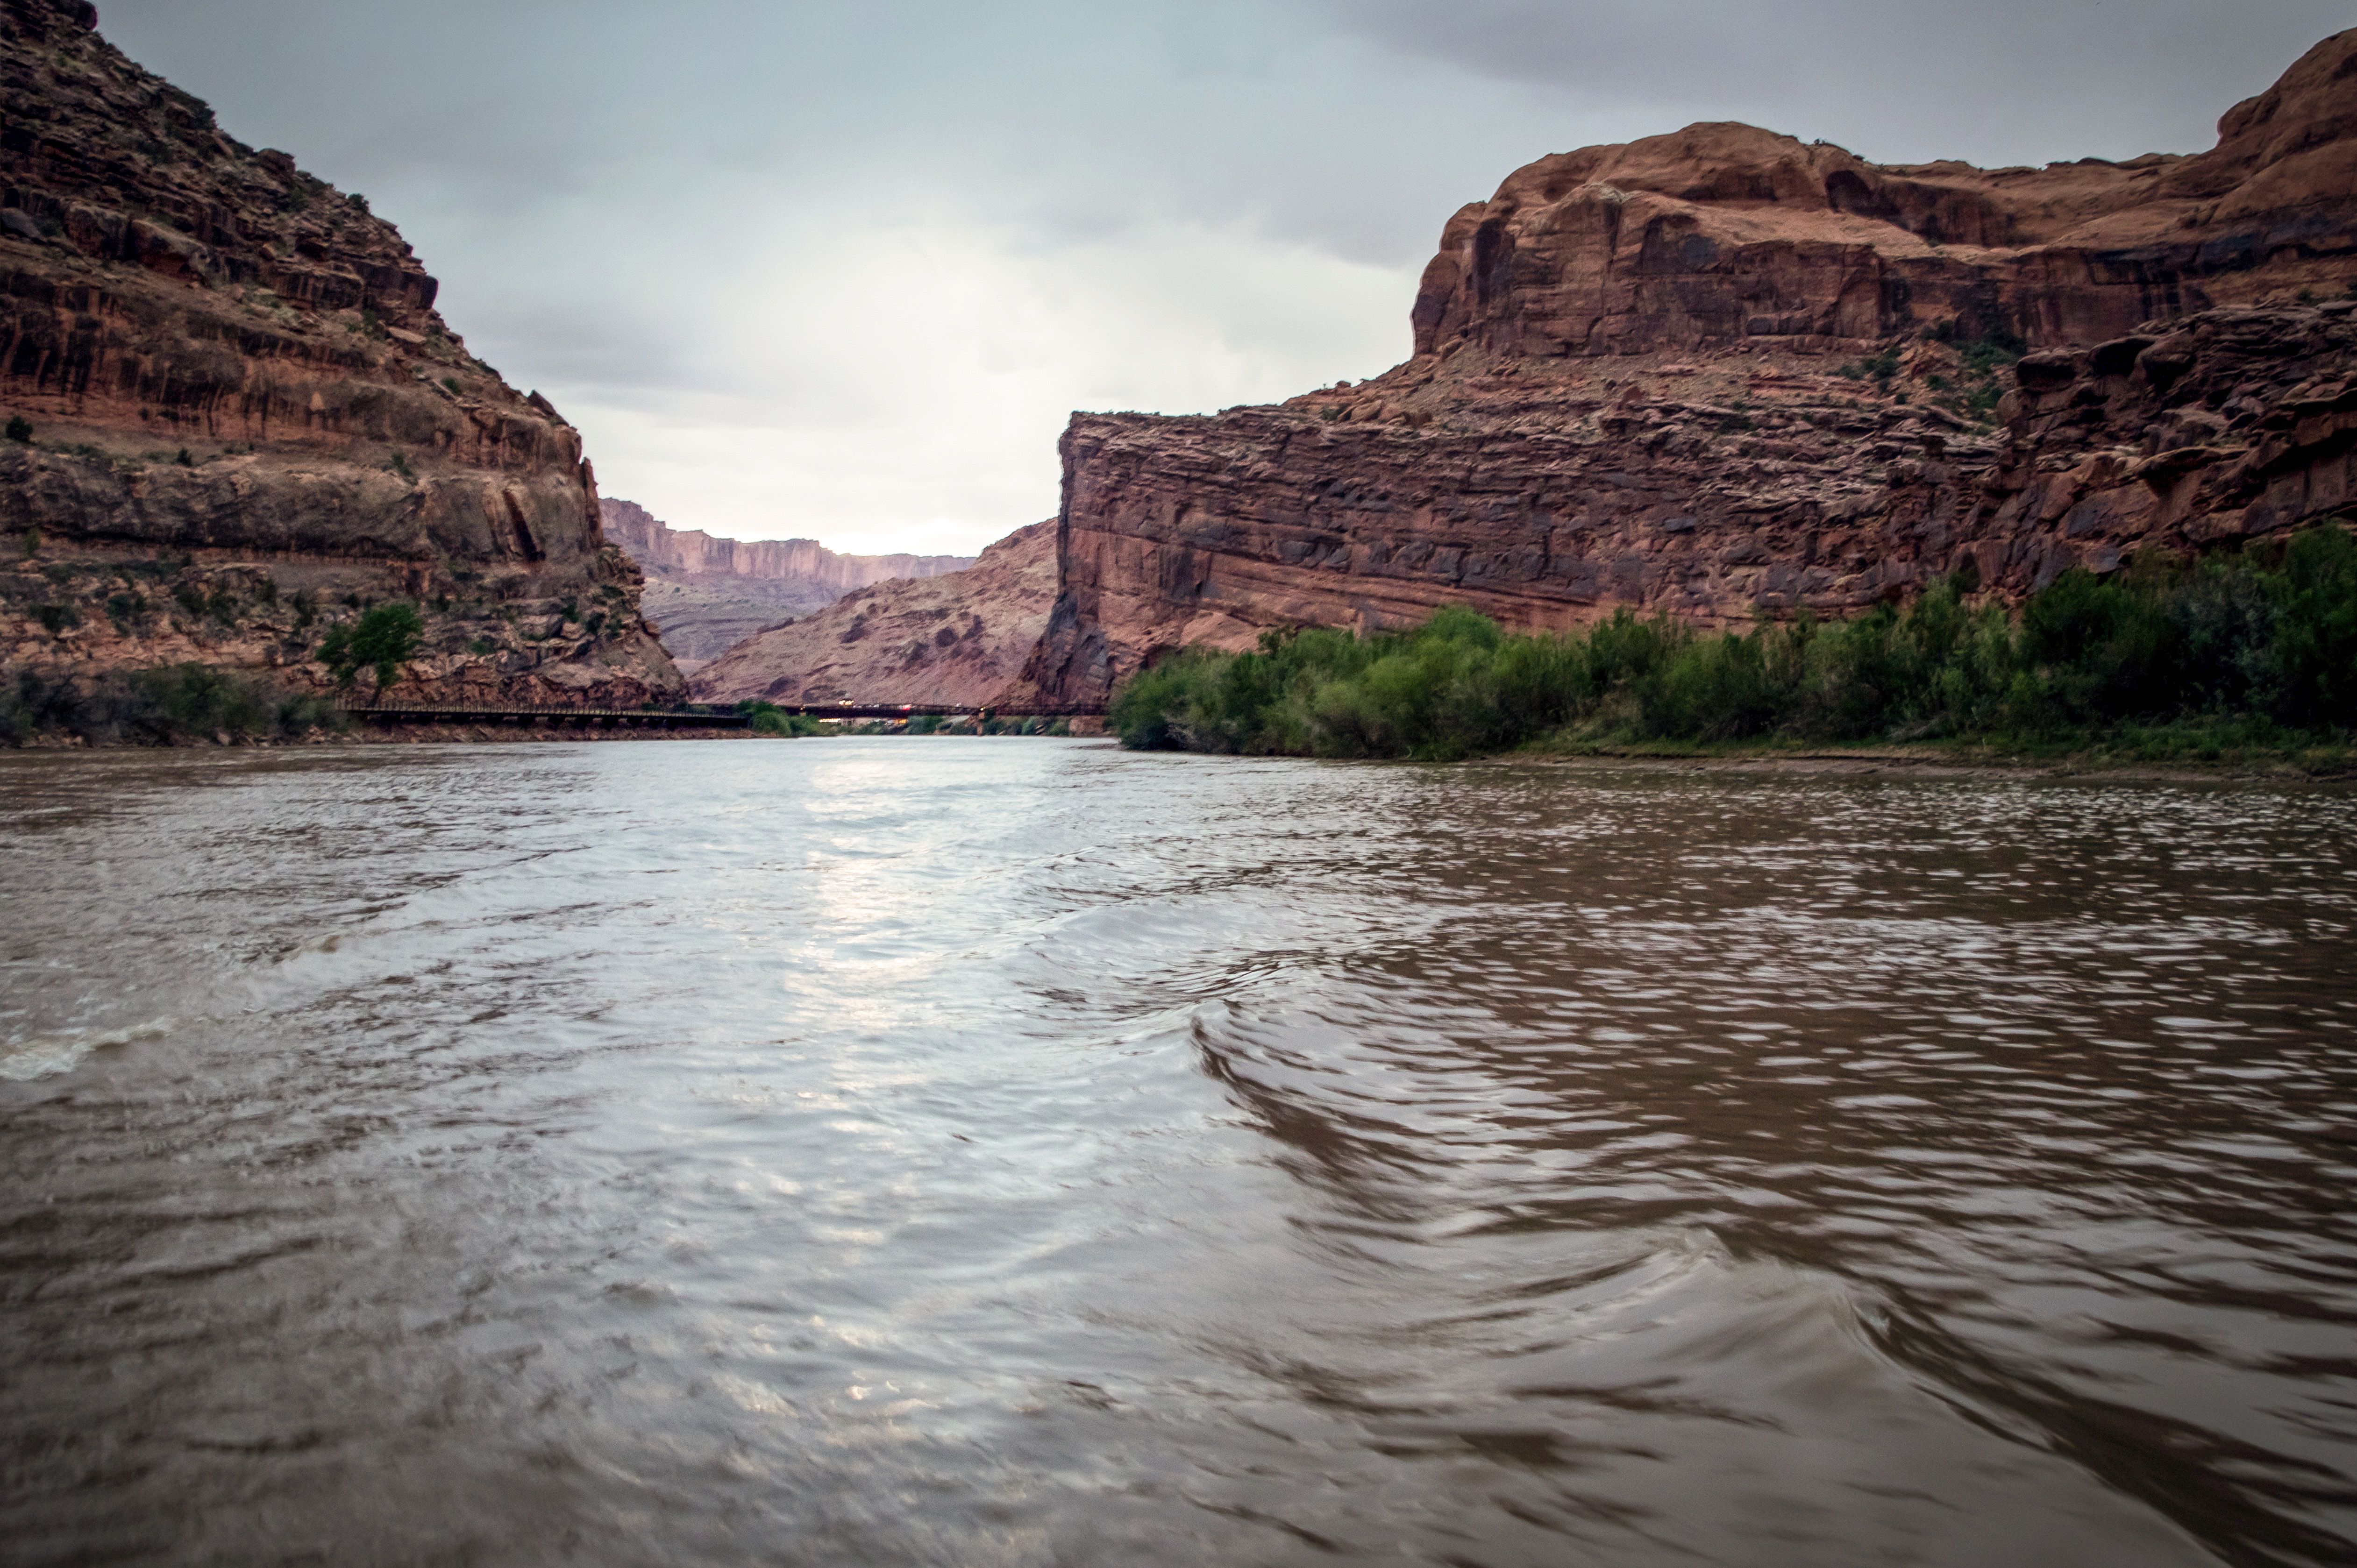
[100,0,2355,554]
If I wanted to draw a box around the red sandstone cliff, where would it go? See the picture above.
[599,497,973,663]
[0,0,680,709]
[688,520,1056,708]
[1017,31,2357,709]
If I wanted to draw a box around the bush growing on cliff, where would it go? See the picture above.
[1109,524,2357,761]
[318,602,424,689]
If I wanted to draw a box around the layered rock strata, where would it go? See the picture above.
[600,497,974,664]
[0,0,679,708]
[1017,30,2357,708]
[690,520,1055,708]
[601,498,972,595]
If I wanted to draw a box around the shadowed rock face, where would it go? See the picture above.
[0,0,680,707]
[689,521,1055,708]
[600,498,974,664]
[1015,30,2357,709]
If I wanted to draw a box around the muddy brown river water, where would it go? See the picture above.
[2,739,2354,1566]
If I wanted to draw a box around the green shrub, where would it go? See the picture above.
[744,702,822,737]
[317,601,424,689]
[5,416,30,443]
[0,665,349,747]
[139,663,271,734]
[1111,523,2357,760]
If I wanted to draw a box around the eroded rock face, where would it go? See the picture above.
[0,0,680,707]
[1414,32,2357,362]
[601,497,975,664]
[690,521,1055,708]
[1015,30,2357,709]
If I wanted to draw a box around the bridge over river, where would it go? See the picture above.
[337,701,1103,730]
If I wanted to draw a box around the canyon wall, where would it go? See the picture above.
[1017,30,2357,709]
[0,0,680,709]
[689,520,1056,707]
[599,497,975,663]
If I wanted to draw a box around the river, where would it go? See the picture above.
[2,738,2353,1566]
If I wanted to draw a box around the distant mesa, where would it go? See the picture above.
[688,520,1055,710]
[601,498,974,666]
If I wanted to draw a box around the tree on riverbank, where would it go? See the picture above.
[1109,524,2357,765]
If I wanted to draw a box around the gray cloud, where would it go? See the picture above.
[94,0,2352,553]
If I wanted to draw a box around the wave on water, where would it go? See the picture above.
[0,1018,171,1082]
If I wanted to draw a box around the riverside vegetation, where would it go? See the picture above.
[738,702,1073,738]
[4,597,421,745]
[2,664,345,747]
[1109,525,2357,769]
